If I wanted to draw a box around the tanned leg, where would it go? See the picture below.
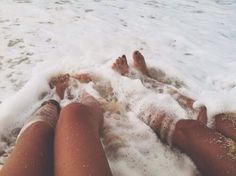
[54,92,112,176]
[112,51,208,123]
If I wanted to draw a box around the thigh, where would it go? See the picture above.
[0,122,54,176]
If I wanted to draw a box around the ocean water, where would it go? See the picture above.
[0,0,235,175]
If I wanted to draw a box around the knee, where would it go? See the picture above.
[173,119,206,147]
[176,119,209,139]
[59,103,90,122]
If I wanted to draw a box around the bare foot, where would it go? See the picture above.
[133,50,150,77]
[72,73,92,83]
[112,55,129,75]
[80,92,104,132]
[49,74,70,99]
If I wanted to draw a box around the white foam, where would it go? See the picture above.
[0,0,236,175]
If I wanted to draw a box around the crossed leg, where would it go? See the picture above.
[111,51,236,137]
[112,51,236,176]
[112,51,207,124]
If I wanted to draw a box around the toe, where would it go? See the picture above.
[117,57,122,64]
[120,58,125,64]
[121,55,127,64]
[133,50,143,60]
[133,50,139,55]
[115,58,120,65]
[64,74,70,81]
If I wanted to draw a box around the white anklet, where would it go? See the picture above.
[160,116,173,142]
[166,118,179,146]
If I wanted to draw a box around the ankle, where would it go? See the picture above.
[161,118,179,145]
[145,111,179,146]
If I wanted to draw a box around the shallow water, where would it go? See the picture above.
[0,0,236,175]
